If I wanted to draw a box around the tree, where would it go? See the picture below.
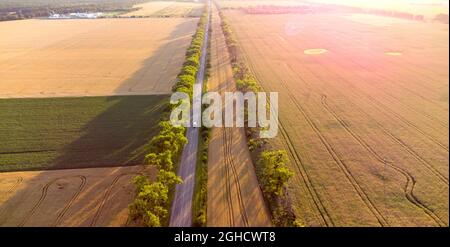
[181,65,198,77]
[157,169,182,187]
[145,151,174,171]
[143,211,161,227]
[259,150,293,197]
[129,181,170,227]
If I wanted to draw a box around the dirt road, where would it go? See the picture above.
[206,4,272,227]
[169,1,210,227]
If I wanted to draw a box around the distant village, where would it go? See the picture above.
[48,12,103,19]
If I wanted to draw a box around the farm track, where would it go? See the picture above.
[222,127,249,226]
[321,95,447,226]
[207,6,271,227]
[215,24,235,226]
[216,10,249,226]
[90,173,139,227]
[18,175,86,227]
[223,57,250,226]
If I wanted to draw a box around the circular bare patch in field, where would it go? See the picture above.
[385,51,403,56]
[304,49,328,55]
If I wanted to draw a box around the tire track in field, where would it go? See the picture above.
[218,16,249,226]
[53,175,86,226]
[18,175,86,227]
[214,17,234,226]
[237,29,387,226]
[90,173,138,227]
[0,177,23,201]
[318,81,450,184]
[278,120,334,226]
[223,41,250,226]
[274,42,450,185]
[222,126,249,226]
[285,56,449,185]
[232,13,446,226]
[278,78,389,226]
[236,32,333,226]
[321,95,447,226]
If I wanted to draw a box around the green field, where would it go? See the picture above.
[0,95,169,172]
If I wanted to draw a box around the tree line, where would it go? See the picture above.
[0,0,146,21]
[128,9,209,227]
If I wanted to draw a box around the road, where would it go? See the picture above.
[169,1,211,227]
[206,3,272,227]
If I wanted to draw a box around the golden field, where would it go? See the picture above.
[0,166,152,226]
[121,1,204,17]
[0,18,198,98]
[224,9,449,226]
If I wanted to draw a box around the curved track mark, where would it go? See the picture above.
[90,173,139,227]
[19,175,86,227]
[0,177,23,201]
[53,175,86,226]
[322,95,447,226]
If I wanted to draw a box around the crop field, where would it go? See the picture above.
[0,165,151,226]
[121,1,204,17]
[0,95,168,172]
[206,5,271,227]
[0,17,197,98]
[224,9,449,226]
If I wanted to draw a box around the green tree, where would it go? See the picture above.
[145,151,174,171]
[157,169,182,187]
[259,150,293,197]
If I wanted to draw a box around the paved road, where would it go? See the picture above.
[169,1,211,227]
